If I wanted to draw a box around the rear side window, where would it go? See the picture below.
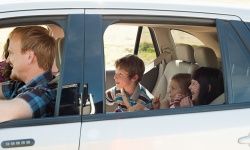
[102,19,225,114]
[171,29,204,47]
[0,28,14,61]
[138,27,157,66]
[92,14,250,118]
[104,25,157,70]
[104,25,137,70]
[217,20,250,104]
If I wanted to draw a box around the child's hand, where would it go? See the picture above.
[172,93,184,101]
[152,95,161,109]
[179,96,193,107]
[128,103,145,112]
[170,94,185,107]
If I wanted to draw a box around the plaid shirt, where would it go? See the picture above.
[2,71,56,118]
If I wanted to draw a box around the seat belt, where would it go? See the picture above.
[154,48,173,66]
[145,48,173,73]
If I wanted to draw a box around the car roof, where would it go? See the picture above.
[1,0,250,21]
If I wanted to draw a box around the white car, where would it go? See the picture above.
[0,0,250,149]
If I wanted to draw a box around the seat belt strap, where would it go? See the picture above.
[154,48,172,66]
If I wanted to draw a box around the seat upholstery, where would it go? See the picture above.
[194,46,218,68]
[175,44,196,63]
[55,38,64,71]
[152,44,199,104]
[194,46,225,105]
[209,93,225,105]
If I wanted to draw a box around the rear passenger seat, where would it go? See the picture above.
[194,46,225,105]
[152,44,199,104]
[194,46,218,68]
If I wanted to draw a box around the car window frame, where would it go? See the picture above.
[85,13,250,121]
[0,14,85,128]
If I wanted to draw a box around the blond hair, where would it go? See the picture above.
[172,73,191,96]
[9,26,56,71]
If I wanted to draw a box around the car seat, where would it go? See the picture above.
[152,44,199,105]
[194,46,225,105]
[194,46,218,68]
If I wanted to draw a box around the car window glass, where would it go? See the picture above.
[217,20,250,104]
[0,27,14,61]
[171,29,204,46]
[104,24,137,70]
[138,27,157,66]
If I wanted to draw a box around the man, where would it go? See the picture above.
[0,26,56,122]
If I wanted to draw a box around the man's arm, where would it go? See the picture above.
[0,98,33,122]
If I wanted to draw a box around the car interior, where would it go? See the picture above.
[104,21,225,113]
[50,24,95,116]
[0,20,225,117]
[23,21,225,116]
[0,23,90,117]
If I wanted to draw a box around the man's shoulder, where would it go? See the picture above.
[19,84,56,100]
[31,71,57,91]
[17,78,57,117]
[18,72,57,101]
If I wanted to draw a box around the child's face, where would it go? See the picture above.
[169,80,183,99]
[114,67,135,89]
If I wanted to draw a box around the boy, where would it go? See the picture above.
[106,54,153,112]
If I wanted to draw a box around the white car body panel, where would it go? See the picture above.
[0,9,84,19]
[0,0,249,150]
[86,9,241,21]
[0,122,81,150]
[0,0,249,21]
[80,109,250,150]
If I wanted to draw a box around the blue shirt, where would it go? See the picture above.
[2,71,56,118]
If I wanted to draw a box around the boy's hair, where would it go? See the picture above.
[171,73,191,96]
[9,26,56,71]
[115,54,145,82]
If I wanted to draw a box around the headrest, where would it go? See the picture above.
[55,38,64,71]
[194,46,218,68]
[175,44,195,63]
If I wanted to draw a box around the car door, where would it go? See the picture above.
[0,8,85,149]
[79,9,250,150]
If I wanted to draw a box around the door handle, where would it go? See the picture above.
[89,93,95,114]
[1,139,34,148]
[238,135,250,144]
